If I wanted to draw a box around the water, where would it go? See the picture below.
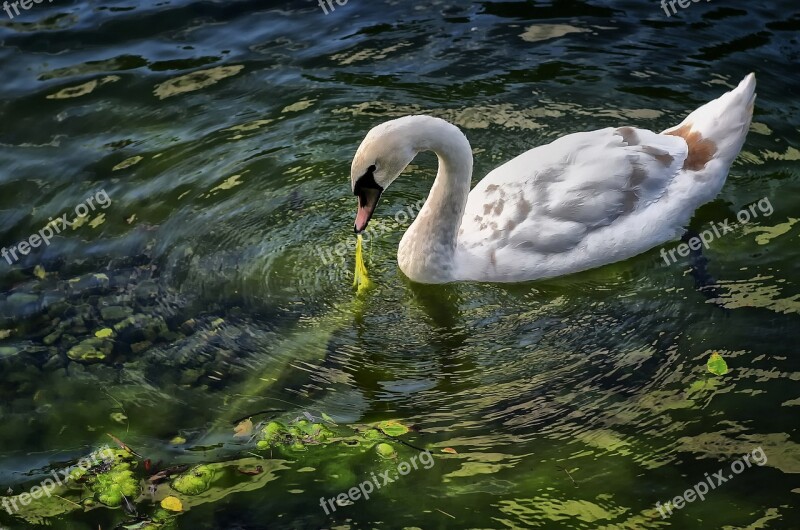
[0,0,798,528]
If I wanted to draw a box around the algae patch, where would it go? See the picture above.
[256,419,334,451]
[172,465,214,495]
[353,234,372,293]
[92,464,139,507]
[376,443,397,459]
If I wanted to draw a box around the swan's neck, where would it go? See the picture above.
[398,119,473,283]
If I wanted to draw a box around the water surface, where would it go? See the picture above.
[0,0,798,528]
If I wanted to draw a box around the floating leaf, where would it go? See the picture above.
[160,496,183,512]
[321,412,338,425]
[375,420,409,437]
[170,436,187,445]
[234,418,254,438]
[33,265,46,279]
[441,447,458,454]
[707,352,729,376]
[0,330,11,340]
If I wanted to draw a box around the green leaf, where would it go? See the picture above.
[375,420,409,437]
[707,352,728,376]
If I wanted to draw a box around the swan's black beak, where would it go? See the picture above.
[353,172,383,234]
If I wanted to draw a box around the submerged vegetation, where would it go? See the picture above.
[0,255,423,527]
[2,414,422,527]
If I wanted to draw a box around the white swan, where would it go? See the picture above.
[350,74,757,284]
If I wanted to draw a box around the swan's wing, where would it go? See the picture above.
[460,127,689,254]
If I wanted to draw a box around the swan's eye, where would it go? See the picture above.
[353,167,384,196]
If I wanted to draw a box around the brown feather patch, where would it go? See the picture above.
[666,124,717,171]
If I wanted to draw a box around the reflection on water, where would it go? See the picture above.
[0,0,799,528]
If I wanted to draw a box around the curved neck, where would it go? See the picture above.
[399,118,473,283]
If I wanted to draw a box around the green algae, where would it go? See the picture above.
[91,464,139,507]
[66,337,113,362]
[145,508,179,530]
[256,419,336,453]
[87,448,140,507]
[361,427,384,441]
[2,412,422,527]
[263,420,287,439]
[353,234,373,293]
[376,443,397,459]
[172,465,214,495]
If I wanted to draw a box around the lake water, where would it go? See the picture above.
[0,0,798,528]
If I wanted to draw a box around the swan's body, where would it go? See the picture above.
[350,74,756,284]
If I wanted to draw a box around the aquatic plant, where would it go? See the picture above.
[171,466,214,496]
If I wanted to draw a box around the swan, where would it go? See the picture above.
[350,73,757,284]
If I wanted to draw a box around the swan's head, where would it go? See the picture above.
[351,118,419,233]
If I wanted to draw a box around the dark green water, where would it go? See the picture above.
[0,0,798,528]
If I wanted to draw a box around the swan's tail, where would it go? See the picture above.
[662,73,756,187]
